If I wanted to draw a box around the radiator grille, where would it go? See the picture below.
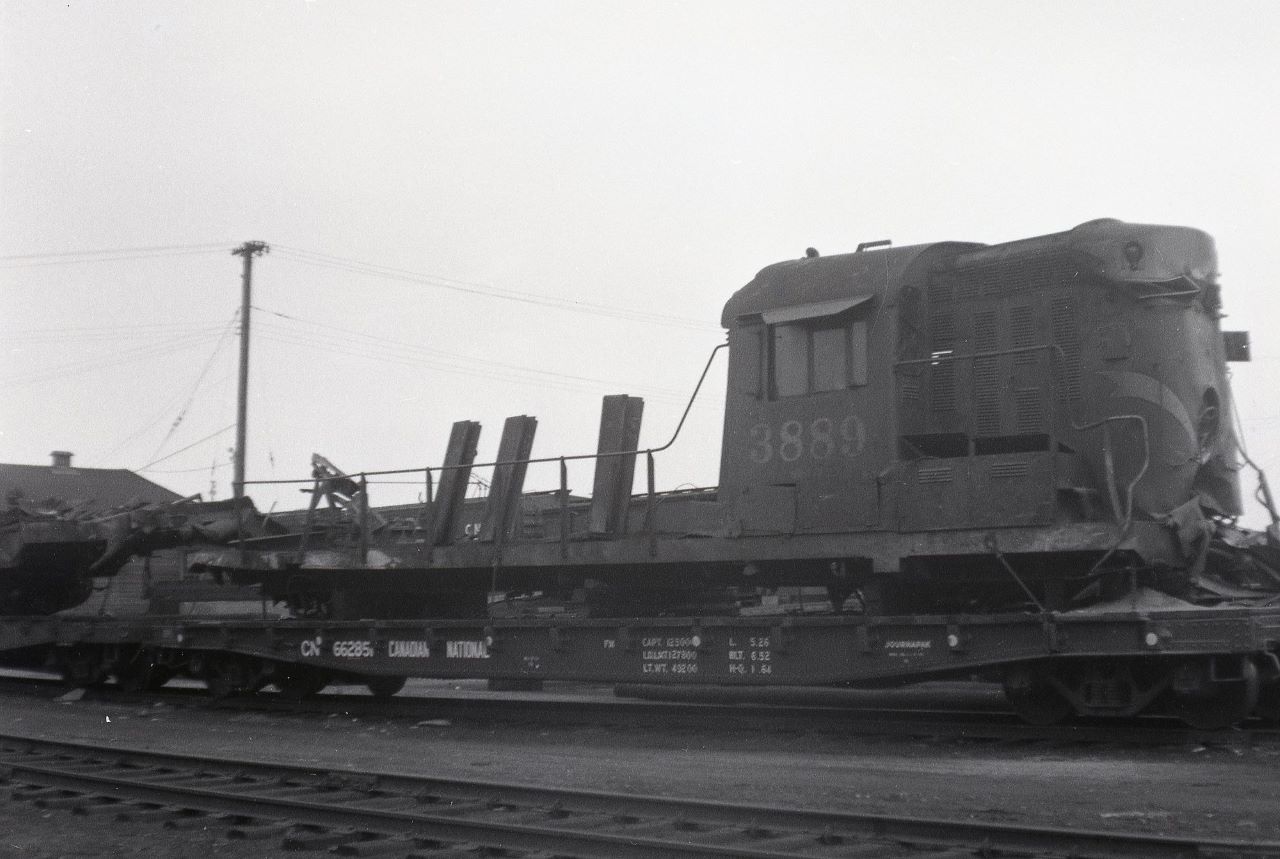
[1051,296,1083,402]
[973,358,1000,436]
[989,461,1031,479]
[949,253,1083,298]
[1015,388,1044,433]
[918,466,954,484]
[1010,304,1037,366]
[931,362,956,413]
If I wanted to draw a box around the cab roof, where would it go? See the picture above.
[720,243,957,328]
[720,219,1217,329]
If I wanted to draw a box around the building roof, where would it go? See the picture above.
[0,461,183,511]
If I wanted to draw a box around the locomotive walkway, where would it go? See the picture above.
[2,732,1277,858]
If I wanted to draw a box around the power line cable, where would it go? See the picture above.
[95,364,238,464]
[136,423,236,471]
[252,305,703,400]
[251,304,700,401]
[270,245,719,332]
[251,326,646,400]
[0,241,232,261]
[99,388,205,463]
[0,243,232,270]
[143,461,232,475]
[0,248,234,269]
[8,320,227,334]
[0,333,223,389]
[251,321,719,409]
[6,323,226,345]
[143,308,241,465]
[2,240,717,330]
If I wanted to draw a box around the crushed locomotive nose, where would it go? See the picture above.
[0,496,268,615]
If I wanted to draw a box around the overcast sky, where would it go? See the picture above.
[3,1,1280,523]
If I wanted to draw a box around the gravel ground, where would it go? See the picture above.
[0,681,1278,855]
[0,805,269,859]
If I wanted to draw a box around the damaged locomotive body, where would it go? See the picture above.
[0,498,266,615]
[216,218,1266,619]
[717,218,1250,612]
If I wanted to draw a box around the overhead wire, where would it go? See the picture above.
[91,336,240,464]
[5,239,724,484]
[251,326,664,402]
[143,307,241,466]
[0,332,224,389]
[143,461,232,475]
[98,385,209,463]
[0,241,234,260]
[0,242,234,269]
[136,423,237,471]
[0,249,233,269]
[6,322,227,345]
[251,316,720,409]
[270,245,720,333]
[250,304,709,405]
[249,313,599,389]
[2,239,717,330]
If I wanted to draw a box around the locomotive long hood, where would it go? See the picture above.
[724,219,1218,331]
[951,218,1217,285]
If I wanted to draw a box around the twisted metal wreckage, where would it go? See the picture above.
[0,492,264,615]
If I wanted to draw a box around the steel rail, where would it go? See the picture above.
[0,673,1273,750]
[2,733,1278,858]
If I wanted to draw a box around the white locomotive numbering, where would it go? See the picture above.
[748,414,865,464]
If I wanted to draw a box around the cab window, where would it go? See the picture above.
[770,319,867,398]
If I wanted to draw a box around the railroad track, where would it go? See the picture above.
[0,671,1274,753]
[1,733,1277,858]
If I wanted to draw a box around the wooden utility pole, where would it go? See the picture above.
[231,241,269,499]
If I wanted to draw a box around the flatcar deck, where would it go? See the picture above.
[4,602,1277,690]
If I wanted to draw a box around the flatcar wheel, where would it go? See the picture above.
[365,676,406,699]
[117,660,163,693]
[1170,657,1259,730]
[1002,664,1073,726]
[1256,685,1280,724]
[60,647,107,688]
[204,657,255,699]
[144,668,173,691]
[276,667,329,700]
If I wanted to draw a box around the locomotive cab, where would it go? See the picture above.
[718,219,1249,609]
[718,240,975,536]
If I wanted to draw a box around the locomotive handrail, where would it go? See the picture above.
[1068,413,1151,580]
[1069,413,1150,532]
[242,342,727,552]
[240,343,728,488]
[892,342,1068,368]
[1129,274,1203,301]
[892,341,1069,463]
